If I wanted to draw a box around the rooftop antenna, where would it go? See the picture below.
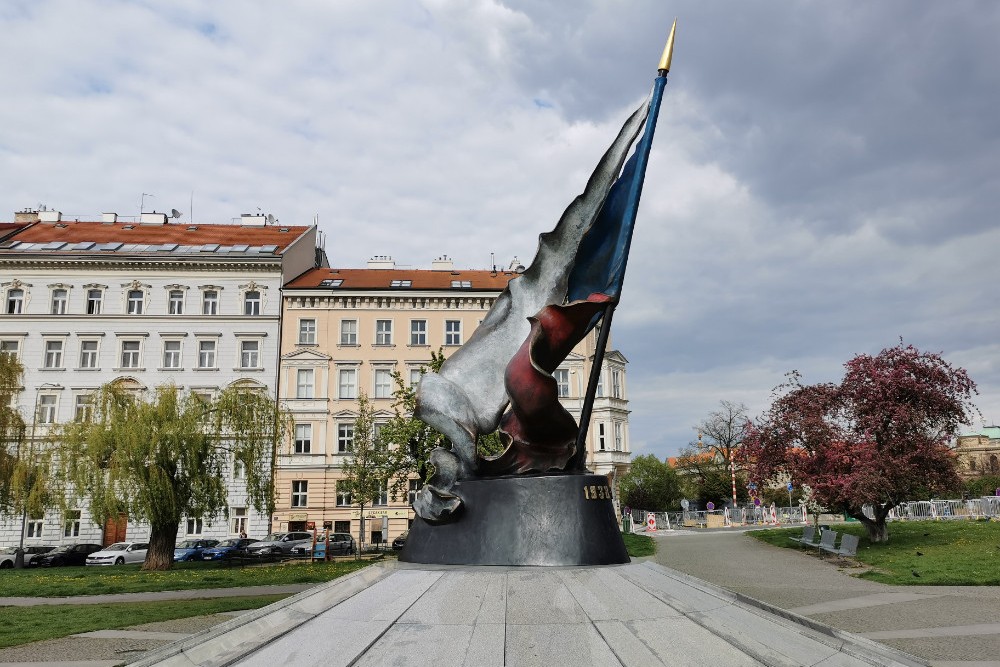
[170,209,182,219]
[140,193,154,216]
[266,214,275,225]
[490,252,497,275]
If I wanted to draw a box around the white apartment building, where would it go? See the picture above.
[0,209,318,548]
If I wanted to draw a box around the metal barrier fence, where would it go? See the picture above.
[628,496,1000,531]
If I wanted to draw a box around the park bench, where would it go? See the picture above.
[789,525,816,546]
[813,528,838,553]
[820,533,859,558]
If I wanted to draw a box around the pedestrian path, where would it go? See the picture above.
[0,583,313,607]
[650,528,1000,666]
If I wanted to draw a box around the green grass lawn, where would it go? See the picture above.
[0,594,288,649]
[623,531,656,557]
[749,520,1000,585]
[0,558,374,598]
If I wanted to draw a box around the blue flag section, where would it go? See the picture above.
[566,74,669,307]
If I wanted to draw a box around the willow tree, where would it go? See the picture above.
[1,355,56,567]
[57,382,286,570]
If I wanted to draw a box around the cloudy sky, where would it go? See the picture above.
[2,1,998,459]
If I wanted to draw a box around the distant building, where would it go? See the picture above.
[0,209,319,548]
[955,426,1000,478]
[273,256,632,546]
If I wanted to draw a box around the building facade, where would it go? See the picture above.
[955,426,1000,479]
[273,256,631,546]
[0,209,318,548]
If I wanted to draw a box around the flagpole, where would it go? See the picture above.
[570,20,676,472]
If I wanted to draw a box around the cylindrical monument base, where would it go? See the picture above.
[399,473,629,566]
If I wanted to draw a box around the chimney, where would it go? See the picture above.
[38,210,62,223]
[14,209,39,223]
[241,214,266,226]
[431,255,453,271]
[140,212,168,225]
[102,212,118,223]
[367,255,395,269]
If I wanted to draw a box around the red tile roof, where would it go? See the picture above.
[2,220,310,253]
[286,267,519,291]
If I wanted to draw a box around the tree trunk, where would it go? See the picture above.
[848,508,889,543]
[357,504,365,561]
[143,521,179,571]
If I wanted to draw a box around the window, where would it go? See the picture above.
[198,340,217,368]
[44,340,64,368]
[74,394,93,422]
[37,394,57,424]
[298,319,316,345]
[373,482,388,506]
[233,458,245,480]
[450,280,472,288]
[26,516,44,538]
[202,290,218,315]
[334,520,350,533]
[296,369,314,399]
[595,372,604,398]
[0,340,19,359]
[598,423,606,451]
[126,290,144,314]
[231,507,247,535]
[374,368,393,399]
[337,423,354,453]
[86,289,103,315]
[336,484,352,506]
[390,279,411,288]
[120,340,141,368]
[64,510,81,538]
[554,369,570,398]
[614,421,623,451]
[163,340,182,368]
[244,290,261,315]
[240,340,260,369]
[168,290,184,315]
[291,480,308,507]
[340,320,357,345]
[375,319,392,345]
[445,320,462,346]
[408,479,422,506]
[338,368,357,399]
[79,340,98,368]
[410,320,427,345]
[51,289,68,315]
[612,370,622,398]
[186,518,203,535]
[294,423,312,454]
[409,368,423,388]
[6,288,24,314]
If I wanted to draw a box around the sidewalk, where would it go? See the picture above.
[649,527,1000,666]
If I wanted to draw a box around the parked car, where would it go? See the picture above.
[200,538,258,561]
[86,542,149,566]
[32,543,104,567]
[392,530,409,551]
[173,539,219,562]
[0,545,56,568]
[244,531,312,556]
[289,533,356,559]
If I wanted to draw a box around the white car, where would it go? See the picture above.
[85,541,149,566]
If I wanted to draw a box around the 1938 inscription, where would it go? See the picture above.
[583,484,611,500]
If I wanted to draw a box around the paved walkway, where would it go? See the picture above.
[0,584,314,607]
[650,527,1000,666]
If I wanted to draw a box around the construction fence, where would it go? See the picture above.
[628,496,1000,531]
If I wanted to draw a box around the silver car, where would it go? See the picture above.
[244,532,312,556]
[85,542,149,566]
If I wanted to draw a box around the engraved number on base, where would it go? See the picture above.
[583,484,612,500]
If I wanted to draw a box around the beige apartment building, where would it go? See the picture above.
[273,256,631,546]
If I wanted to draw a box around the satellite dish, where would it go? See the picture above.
[170,209,182,219]
[266,214,275,225]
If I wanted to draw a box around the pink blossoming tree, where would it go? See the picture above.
[740,343,978,543]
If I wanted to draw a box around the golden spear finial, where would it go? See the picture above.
[657,18,677,74]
